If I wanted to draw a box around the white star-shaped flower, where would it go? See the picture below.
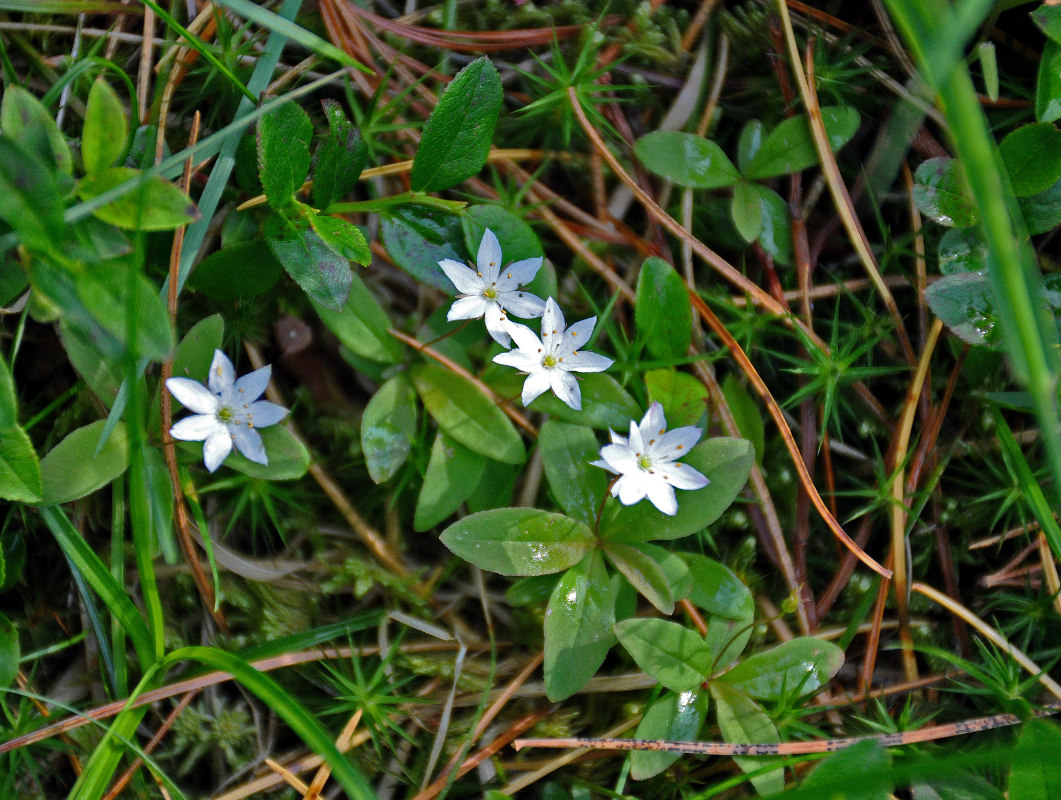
[438,228,547,347]
[165,350,288,473]
[492,297,613,410]
[591,402,709,516]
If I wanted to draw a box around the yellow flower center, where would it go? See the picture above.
[638,455,653,470]
[541,354,559,368]
[483,286,498,299]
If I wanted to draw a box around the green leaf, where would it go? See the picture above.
[802,740,891,800]
[381,204,466,292]
[645,368,708,428]
[544,550,614,701]
[440,507,595,576]
[82,76,128,175]
[999,123,1061,197]
[1038,40,1061,123]
[211,425,309,481]
[0,355,15,429]
[538,420,607,526]
[361,374,417,484]
[721,374,764,464]
[188,240,283,302]
[737,120,765,174]
[313,270,403,364]
[614,617,713,692]
[912,157,978,228]
[744,106,860,180]
[312,99,366,209]
[463,204,543,265]
[411,56,503,192]
[635,257,692,360]
[629,689,709,781]
[647,543,692,600]
[938,227,988,276]
[718,637,844,701]
[414,432,486,531]
[731,180,763,243]
[312,215,370,264]
[604,438,754,542]
[1034,5,1061,45]
[634,131,739,189]
[0,612,17,689]
[710,682,783,796]
[602,541,673,614]
[753,183,793,265]
[0,424,41,503]
[37,420,128,505]
[172,315,224,386]
[0,85,72,176]
[526,372,642,430]
[683,553,755,667]
[411,362,525,464]
[506,573,561,607]
[78,167,200,231]
[257,101,313,209]
[1020,177,1061,234]
[912,776,1005,800]
[0,136,65,249]
[0,529,26,592]
[264,208,352,312]
[466,458,519,512]
[60,321,123,408]
[924,271,1002,348]
[1008,719,1061,800]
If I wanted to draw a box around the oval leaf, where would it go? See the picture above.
[78,167,200,231]
[635,257,692,361]
[1000,122,1061,197]
[257,101,313,209]
[718,637,844,701]
[710,682,783,795]
[37,420,129,506]
[414,432,486,531]
[538,420,607,525]
[1038,40,1061,124]
[731,180,763,243]
[361,374,417,484]
[1,85,73,176]
[440,508,595,576]
[0,424,41,503]
[0,612,18,690]
[614,617,713,692]
[265,208,353,312]
[744,106,860,180]
[602,541,673,614]
[645,368,708,428]
[313,270,403,364]
[381,207,465,292]
[82,76,127,175]
[630,689,709,781]
[312,99,366,209]
[912,157,978,228]
[411,362,525,464]
[411,56,503,192]
[544,550,615,701]
[634,131,739,189]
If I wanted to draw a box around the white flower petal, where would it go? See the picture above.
[645,479,678,516]
[550,369,581,410]
[505,319,545,354]
[245,400,288,428]
[540,298,565,352]
[562,350,612,373]
[640,403,668,444]
[492,350,539,371]
[653,426,702,461]
[615,474,648,506]
[439,259,485,295]
[590,457,617,474]
[499,257,543,288]
[166,378,220,415]
[447,295,490,321]
[170,414,222,442]
[499,290,546,319]
[597,443,639,473]
[628,419,645,454]
[608,428,628,445]
[202,429,233,472]
[207,350,236,395]
[557,316,597,357]
[233,364,271,404]
[477,229,503,282]
[521,370,553,406]
[233,425,267,465]
[662,462,709,491]
[484,304,512,347]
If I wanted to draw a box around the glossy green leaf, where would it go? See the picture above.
[78,167,200,231]
[1008,719,1061,800]
[1033,4,1061,45]
[718,637,844,701]
[505,573,561,607]
[629,689,708,781]
[924,271,1002,348]
[214,425,309,481]
[313,270,403,364]
[440,507,595,576]
[684,552,754,617]
[614,617,713,692]
[171,316,224,389]
[0,612,16,689]
[361,374,417,484]
[60,321,123,408]
[644,543,692,600]
[912,157,978,228]
[602,541,673,614]
[257,101,313,209]
[1038,40,1061,123]
[0,85,72,176]
[465,458,519,512]
[0,355,15,430]
[752,183,793,265]
[604,437,754,542]
[0,424,41,503]
[706,612,753,675]
[37,420,129,505]
[544,550,614,701]
[999,123,1061,197]
[645,368,708,428]
[636,257,692,360]
[1019,177,1061,234]
[82,76,127,175]
[189,240,283,302]
[0,136,65,249]
[312,99,366,209]
[710,682,783,795]
[526,373,642,431]
[802,740,891,800]
[311,215,370,264]
[411,56,503,192]
[412,362,525,464]
[414,432,486,531]
[737,120,765,174]
[744,106,860,180]
[721,374,764,463]
[264,208,352,312]
[731,180,763,243]
[538,420,607,525]
[463,204,543,265]
[634,131,739,189]
[381,206,465,292]
[938,227,987,275]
